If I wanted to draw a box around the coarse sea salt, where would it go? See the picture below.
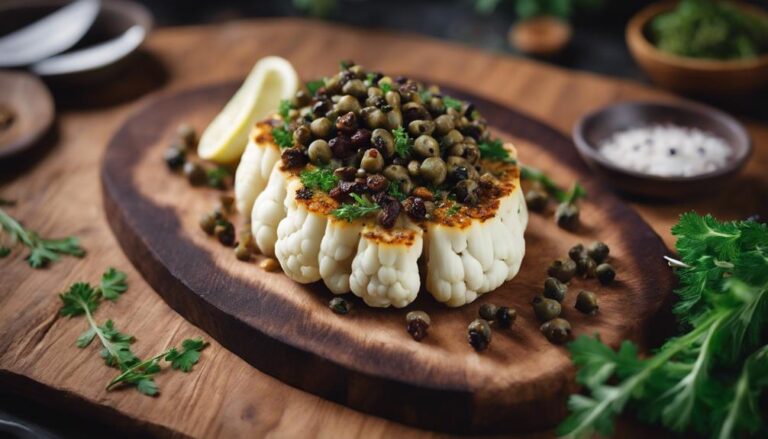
[597,124,731,177]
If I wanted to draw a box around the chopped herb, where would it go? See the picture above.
[520,166,569,202]
[332,193,380,222]
[478,138,516,164]
[165,338,207,372]
[380,82,392,94]
[339,60,353,70]
[443,96,462,111]
[446,203,461,216]
[419,90,432,103]
[272,126,293,149]
[306,79,325,97]
[0,207,85,268]
[98,267,128,301]
[392,127,411,158]
[206,167,230,189]
[278,99,293,120]
[388,181,406,201]
[365,72,377,86]
[564,182,587,204]
[300,167,338,192]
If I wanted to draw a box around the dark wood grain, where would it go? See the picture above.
[101,81,674,434]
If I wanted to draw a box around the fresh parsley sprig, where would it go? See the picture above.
[300,168,338,192]
[332,193,380,222]
[278,99,293,120]
[306,79,325,97]
[392,127,411,158]
[0,207,84,268]
[443,95,463,111]
[477,138,517,164]
[520,165,569,202]
[558,213,768,439]
[272,126,294,149]
[387,181,406,201]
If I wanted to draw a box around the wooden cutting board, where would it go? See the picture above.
[101,81,674,434]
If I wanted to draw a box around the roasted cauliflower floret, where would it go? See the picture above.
[234,123,282,216]
[319,219,364,294]
[250,162,288,256]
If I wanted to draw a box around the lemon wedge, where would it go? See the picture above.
[198,56,299,163]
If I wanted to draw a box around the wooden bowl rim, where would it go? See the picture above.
[0,71,54,159]
[572,100,752,183]
[626,0,768,71]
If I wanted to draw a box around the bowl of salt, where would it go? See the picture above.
[572,101,751,199]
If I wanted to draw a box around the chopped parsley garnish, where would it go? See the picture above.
[278,99,293,120]
[98,267,128,301]
[0,207,85,268]
[520,165,569,202]
[332,193,380,222]
[443,95,462,111]
[388,181,406,201]
[419,90,432,103]
[380,82,392,94]
[206,167,230,189]
[365,72,378,86]
[446,203,461,216]
[339,60,354,70]
[392,127,411,158]
[300,168,338,192]
[478,138,516,164]
[306,79,325,97]
[272,126,293,149]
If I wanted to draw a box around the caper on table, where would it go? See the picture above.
[575,290,599,315]
[525,188,548,212]
[596,263,615,285]
[547,258,577,283]
[543,277,567,302]
[540,318,572,344]
[587,241,610,263]
[177,123,197,148]
[183,162,207,186]
[495,306,516,328]
[406,310,431,341]
[329,297,352,315]
[468,319,492,351]
[164,146,186,170]
[555,202,580,230]
[532,295,562,322]
[478,303,498,321]
[214,219,235,247]
[576,256,597,278]
[199,211,218,235]
[568,243,585,261]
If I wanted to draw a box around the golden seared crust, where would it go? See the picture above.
[295,189,339,215]
[251,120,279,144]
[362,228,419,247]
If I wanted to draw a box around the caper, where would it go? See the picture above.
[310,117,333,139]
[543,277,568,302]
[342,79,367,98]
[496,307,516,328]
[383,164,409,183]
[532,295,562,322]
[419,157,447,186]
[177,123,197,148]
[441,129,463,147]
[183,162,206,186]
[414,135,440,158]
[468,319,491,351]
[336,95,361,113]
[259,257,280,272]
[387,108,403,129]
[385,90,401,109]
[453,179,478,205]
[587,241,610,263]
[308,139,332,165]
[478,303,498,321]
[568,243,585,262]
[434,114,455,136]
[406,310,431,341]
[427,97,445,115]
[219,194,235,215]
[235,242,252,261]
[407,160,421,177]
[555,202,580,230]
[367,87,383,98]
[199,212,217,235]
[164,147,186,170]
[294,89,312,107]
[361,148,384,173]
[214,220,235,247]
[348,64,364,78]
[540,318,572,344]
[577,257,597,278]
[329,296,352,315]
[408,120,435,137]
[525,187,549,212]
[401,102,430,122]
[548,258,577,283]
[293,125,311,146]
[596,263,616,285]
[575,290,599,315]
[363,108,388,129]
[371,128,395,157]
[325,75,342,94]
[463,143,481,164]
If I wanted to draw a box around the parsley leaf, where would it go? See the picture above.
[0,208,84,268]
[332,194,380,222]
[443,95,462,111]
[392,127,411,158]
[278,99,293,120]
[59,282,100,317]
[98,267,127,301]
[300,168,338,192]
[446,203,461,216]
[379,82,392,94]
[272,126,293,149]
[520,166,569,202]
[306,79,325,97]
[387,181,406,201]
[165,338,208,372]
[478,138,517,164]
[206,167,230,189]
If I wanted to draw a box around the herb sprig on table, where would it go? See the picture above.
[0,207,85,267]
[59,268,207,396]
[558,213,768,438]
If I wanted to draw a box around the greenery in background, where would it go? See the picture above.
[558,213,768,438]
[651,0,768,60]
[474,0,604,20]
[293,0,337,17]
[0,207,85,268]
[59,268,207,396]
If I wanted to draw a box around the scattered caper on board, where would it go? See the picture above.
[495,306,516,328]
[543,277,567,302]
[532,295,562,322]
[576,256,597,278]
[587,241,610,263]
[406,311,431,341]
[177,123,197,148]
[259,257,280,272]
[214,219,235,247]
[468,319,491,351]
[596,263,615,285]
[525,187,548,212]
[478,303,498,321]
[329,297,352,315]
[183,162,207,186]
[548,258,577,283]
[568,243,585,262]
[164,146,186,170]
[575,290,599,315]
[555,202,579,230]
[540,318,572,344]
[199,211,218,235]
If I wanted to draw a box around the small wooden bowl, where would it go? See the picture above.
[572,101,751,199]
[0,71,54,159]
[627,1,768,95]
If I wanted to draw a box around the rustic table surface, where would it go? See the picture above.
[1,19,765,438]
